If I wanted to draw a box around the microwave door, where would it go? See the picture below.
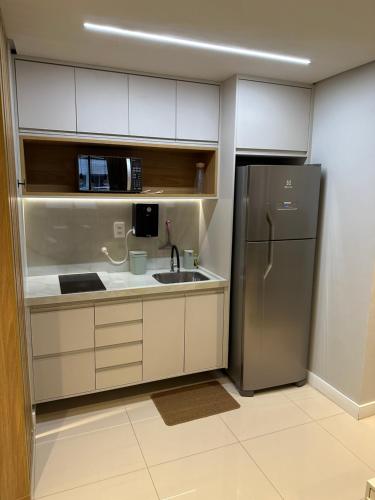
[106,157,127,192]
[90,156,110,192]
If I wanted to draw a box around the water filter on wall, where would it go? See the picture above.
[132,203,159,237]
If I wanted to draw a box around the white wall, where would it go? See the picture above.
[310,62,375,404]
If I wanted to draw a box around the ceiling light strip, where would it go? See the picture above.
[83,22,311,66]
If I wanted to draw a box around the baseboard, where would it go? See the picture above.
[307,371,375,420]
[358,400,375,419]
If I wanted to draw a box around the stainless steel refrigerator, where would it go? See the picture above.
[228,164,321,396]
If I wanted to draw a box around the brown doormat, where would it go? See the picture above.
[151,380,240,426]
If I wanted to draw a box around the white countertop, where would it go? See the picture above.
[25,268,228,307]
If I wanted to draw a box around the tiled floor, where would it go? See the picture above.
[33,374,375,499]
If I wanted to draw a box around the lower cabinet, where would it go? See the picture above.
[30,289,226,402]
[185,292,224,372]
[33,351,95,401]
[143,296,185,381]
[96,363,142,390]
[95,342,142,369]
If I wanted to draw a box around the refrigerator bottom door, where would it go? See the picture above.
[242,239,316,392]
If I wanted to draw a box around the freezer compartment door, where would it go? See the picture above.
[242,239,316,391]
[247,164,321,241]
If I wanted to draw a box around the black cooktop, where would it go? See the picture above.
[58,273,106,294]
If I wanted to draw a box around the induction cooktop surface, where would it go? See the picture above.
[58,273,106,294]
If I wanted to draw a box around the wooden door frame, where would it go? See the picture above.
[0,11,32,500]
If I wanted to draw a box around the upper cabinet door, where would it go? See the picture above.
[128,75,176,139]
[76,68,129,135]
[15,60,76,132]
[236,80,311,152]
[176,81,220,142]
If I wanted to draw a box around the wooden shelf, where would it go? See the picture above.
[20,135,218,199]
[22,192,217,200]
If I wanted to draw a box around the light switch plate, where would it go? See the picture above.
[113,221,126,239]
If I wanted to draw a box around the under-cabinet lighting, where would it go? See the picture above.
[83,22,311,66]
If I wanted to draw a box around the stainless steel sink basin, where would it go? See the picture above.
[152,271,209,284]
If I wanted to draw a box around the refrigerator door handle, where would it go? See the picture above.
[266,207,275,240]
[264,209,274,279]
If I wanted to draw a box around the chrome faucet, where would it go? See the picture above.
[170,245,180,272]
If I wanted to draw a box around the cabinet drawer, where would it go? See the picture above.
[96,363,142,389]
[95,321,142,347]
[33,351,95,402]
[95,301,142,326]
[31,307,94,356]
[96,343,142,369]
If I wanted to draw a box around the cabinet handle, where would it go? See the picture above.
[264,208,274,280]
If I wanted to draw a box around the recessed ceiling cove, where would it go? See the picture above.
[1,0,375,83]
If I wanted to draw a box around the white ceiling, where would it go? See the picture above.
[1,0,375,84]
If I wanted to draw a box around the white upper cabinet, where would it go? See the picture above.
[75,68,129,135]
[128,75,176,139]
[14,60,220,142]
[236,80,311,152]
[176,81,220,142]
[15,60,76,131]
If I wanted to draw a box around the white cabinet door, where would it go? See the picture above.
[15,60,76,131]
[129,75,176,138]
[143,297,185,380]
[76,68,129,135]
[31,307,94,356]
[236,80,311,152]
[33,351,95,402]
[185,292,224,373]
[176,81,220,141]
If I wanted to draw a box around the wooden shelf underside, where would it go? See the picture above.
[22,191,217,199]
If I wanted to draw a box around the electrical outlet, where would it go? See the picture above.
[113,221,126,239]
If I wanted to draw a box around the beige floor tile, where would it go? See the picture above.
[150,443,281,500]
[220,380,289,407]
[243,422,373,500]
[36,405,129,443]
[282,384,321,401]
[126,398,160,423]
[36,469,158,499]
[220,399,311,441]
[292,393,345,420]
[34,423,145,498]
[132,414,237,466]
[320,413,375,469]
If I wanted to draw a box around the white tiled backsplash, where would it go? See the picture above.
[24,200,200,276]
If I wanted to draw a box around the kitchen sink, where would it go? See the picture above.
[152,271,209,284]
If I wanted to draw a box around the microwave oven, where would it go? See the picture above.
[78,155,142,193]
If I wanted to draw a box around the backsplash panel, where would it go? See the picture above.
[24,200,200,276]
